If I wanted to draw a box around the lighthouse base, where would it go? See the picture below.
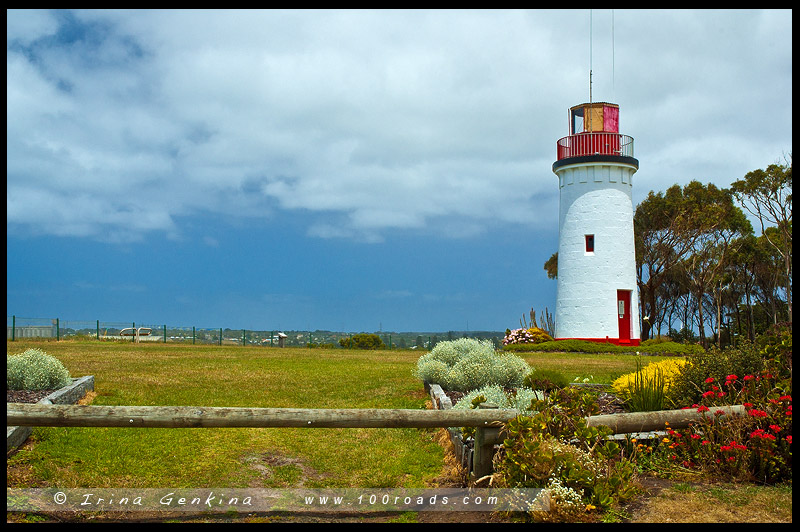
[555,336,640,347]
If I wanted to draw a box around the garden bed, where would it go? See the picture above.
[6,376,94,453]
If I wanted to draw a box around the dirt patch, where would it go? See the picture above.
[243,452,326,488]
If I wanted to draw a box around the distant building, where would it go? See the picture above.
[7,325,57,338]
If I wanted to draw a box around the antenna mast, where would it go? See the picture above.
[612,9,615,102]
[589,9,593,130]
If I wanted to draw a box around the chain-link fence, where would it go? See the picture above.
[8,315,504,349]
[8,316,297,347]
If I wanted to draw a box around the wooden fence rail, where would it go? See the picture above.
[6,403,520,429]
[6,403,747,480]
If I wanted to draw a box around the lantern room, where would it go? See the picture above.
[569,102,619,134]
[555,102,633,162]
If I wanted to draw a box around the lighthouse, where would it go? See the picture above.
[552,101,640,346]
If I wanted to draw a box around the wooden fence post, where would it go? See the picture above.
[470,403,504,482]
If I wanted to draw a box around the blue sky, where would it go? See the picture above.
[7,10,792,333]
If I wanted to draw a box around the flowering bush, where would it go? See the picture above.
[633,332,792,484]
[503,327,553,346]
[493,386,639,520]
[612,358,687,410]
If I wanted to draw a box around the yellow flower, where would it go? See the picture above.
[585,504,597,511]
[662,437,670,443]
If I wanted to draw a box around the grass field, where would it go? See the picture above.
[7,340,664,490]
[7,340,791,522]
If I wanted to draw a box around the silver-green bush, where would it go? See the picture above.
[415,338,532,392]
[451,384,543,415]
[7,348,71,391]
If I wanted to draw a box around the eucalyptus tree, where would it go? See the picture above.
[731,157,792,323]
[677,182,752,346]
[634,183,712,340]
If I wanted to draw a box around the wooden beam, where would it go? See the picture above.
[7,403,749,433]
[6,403,521,429]
[585,405,747,434]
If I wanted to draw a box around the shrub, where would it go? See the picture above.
[667,342,765,407]
[504,339,621,354]
[632,333,792,484]
[612,358,686,410]
[640,337,673,345]
[338,333,386,350]
[414,338,532,392]
[7,348,72,391]
[451,385,542,418]
[493,386,639,520]
[502,327,553,346]
[524,368,570,392]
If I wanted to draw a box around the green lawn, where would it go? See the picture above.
[7,340,672,489]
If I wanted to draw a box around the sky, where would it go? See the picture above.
[6,9,793,333]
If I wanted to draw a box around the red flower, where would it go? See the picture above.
[769,425,782,433]
[751,430,776,441]
[779,395,792,402]
[787,436,792,444]
[743,402,753,408]
[697,405,710,413]
[705,377,715,383]
[748,409,769,418]
[744,375,755,381]
[702,390,715,398]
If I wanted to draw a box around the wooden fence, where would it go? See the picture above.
[6,403,747,479]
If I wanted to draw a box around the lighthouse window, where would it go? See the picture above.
[571,107,585,135]
[585,234,595,253]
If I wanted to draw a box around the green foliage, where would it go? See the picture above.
[493,387,639,520]
[612,358,686,411]
[523,368,570,392]
[338,333,386,350]
[640,337,673,346]
[624,359,667,412]
[503,338,704,356]
[414,338,532,392]
[7,348,72,391]
[667,341,766,407]
[632,332,793,485]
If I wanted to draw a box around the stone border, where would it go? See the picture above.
[424,382,474,474]
[7,376,94,453]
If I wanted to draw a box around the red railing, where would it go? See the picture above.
[556,133,634,160]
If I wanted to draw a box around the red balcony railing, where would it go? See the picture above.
[556,132,634,161]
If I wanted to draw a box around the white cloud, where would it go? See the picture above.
[7,9,792,242]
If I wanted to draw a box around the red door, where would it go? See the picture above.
[617,290,631,343]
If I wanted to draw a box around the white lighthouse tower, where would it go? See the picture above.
[552,102,640,346]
